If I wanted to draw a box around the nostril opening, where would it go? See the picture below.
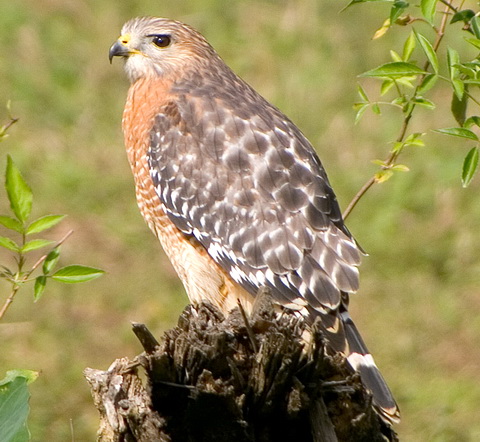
[119,34,131,45]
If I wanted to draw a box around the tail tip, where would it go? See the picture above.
[347,352,400,425]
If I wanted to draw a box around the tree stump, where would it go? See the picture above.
[85,293,398,441]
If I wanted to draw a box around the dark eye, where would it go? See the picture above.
[150,34,171,48]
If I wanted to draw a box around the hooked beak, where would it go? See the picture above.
[109,41,129,63]
[109,34,141,63]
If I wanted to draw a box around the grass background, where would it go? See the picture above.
[1,0,479,440]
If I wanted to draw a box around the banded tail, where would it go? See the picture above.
[341,309,400,424]
[315,301,400,425]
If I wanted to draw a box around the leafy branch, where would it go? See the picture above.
[0,114,105,321]
[343,0,480,219]
[0,229,72,320]
[0,154,105,320]
[0,107,106,441]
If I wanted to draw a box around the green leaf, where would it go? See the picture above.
[392,96,407,107]
[447,48,460,70]
[390,50,402,62]
[353,102,366,111]
[0,216,23,234]
[464,116,480,128]
[392,164,410,172]
[43,247,60,274]
[375,169,394,183]
[412,96,435,109]
[434,127,479,140]
[34,276,47,302]
[372,103,381,114]
[347,0,394,3]
[451,84,468,126]
[463,61,480,69]
[471,16,480,40]
[421,0,438,24]
[462,147,478,187]
[0,370,38,442]
[8,423,29,442]
[5,156,32,224]
[26,215,65,235]
[52,265,105,283]
[391,142,404,153]
[417,74,438,94]
[0,236,19,252]
[452,80,465,100]
[357,84,369,102]
[373,18,391,40]
[455,64,475,78]
[354,103,369,124]
[404,132,426,147]
[414,31,439,73]
[342,0,395,11]
[381,79,395,96]
[0,266,13,279]
[447,47,464,100]
[451,9,475,24]
[390,1,409,24]
[360,62,426,79]
[464,37,480,50]
[21,239,54,253]
[396,76,416,88]
[404,101,415,115]
[403,31,416,61]
[405,139,425,147]
[0,370,38,387]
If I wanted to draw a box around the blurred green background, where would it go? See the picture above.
[0,0,479,440]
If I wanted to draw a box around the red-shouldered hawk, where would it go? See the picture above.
[109,16,399,424]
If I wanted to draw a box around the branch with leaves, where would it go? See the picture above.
[343,0,480,219]
[0,109,104,440]
[0,154,105,320]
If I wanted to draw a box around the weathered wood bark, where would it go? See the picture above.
[85,293,398,441]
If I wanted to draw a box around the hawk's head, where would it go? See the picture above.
[109,17,217,83]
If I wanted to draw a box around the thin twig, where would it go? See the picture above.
[0,230,74,321]
[465,90,480,107]
[433,4,451,52]
[0,286,21,320]
[28,229,74,274]
[342,177,376,221]
[2,117,19,134]
[438,0,458,13]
